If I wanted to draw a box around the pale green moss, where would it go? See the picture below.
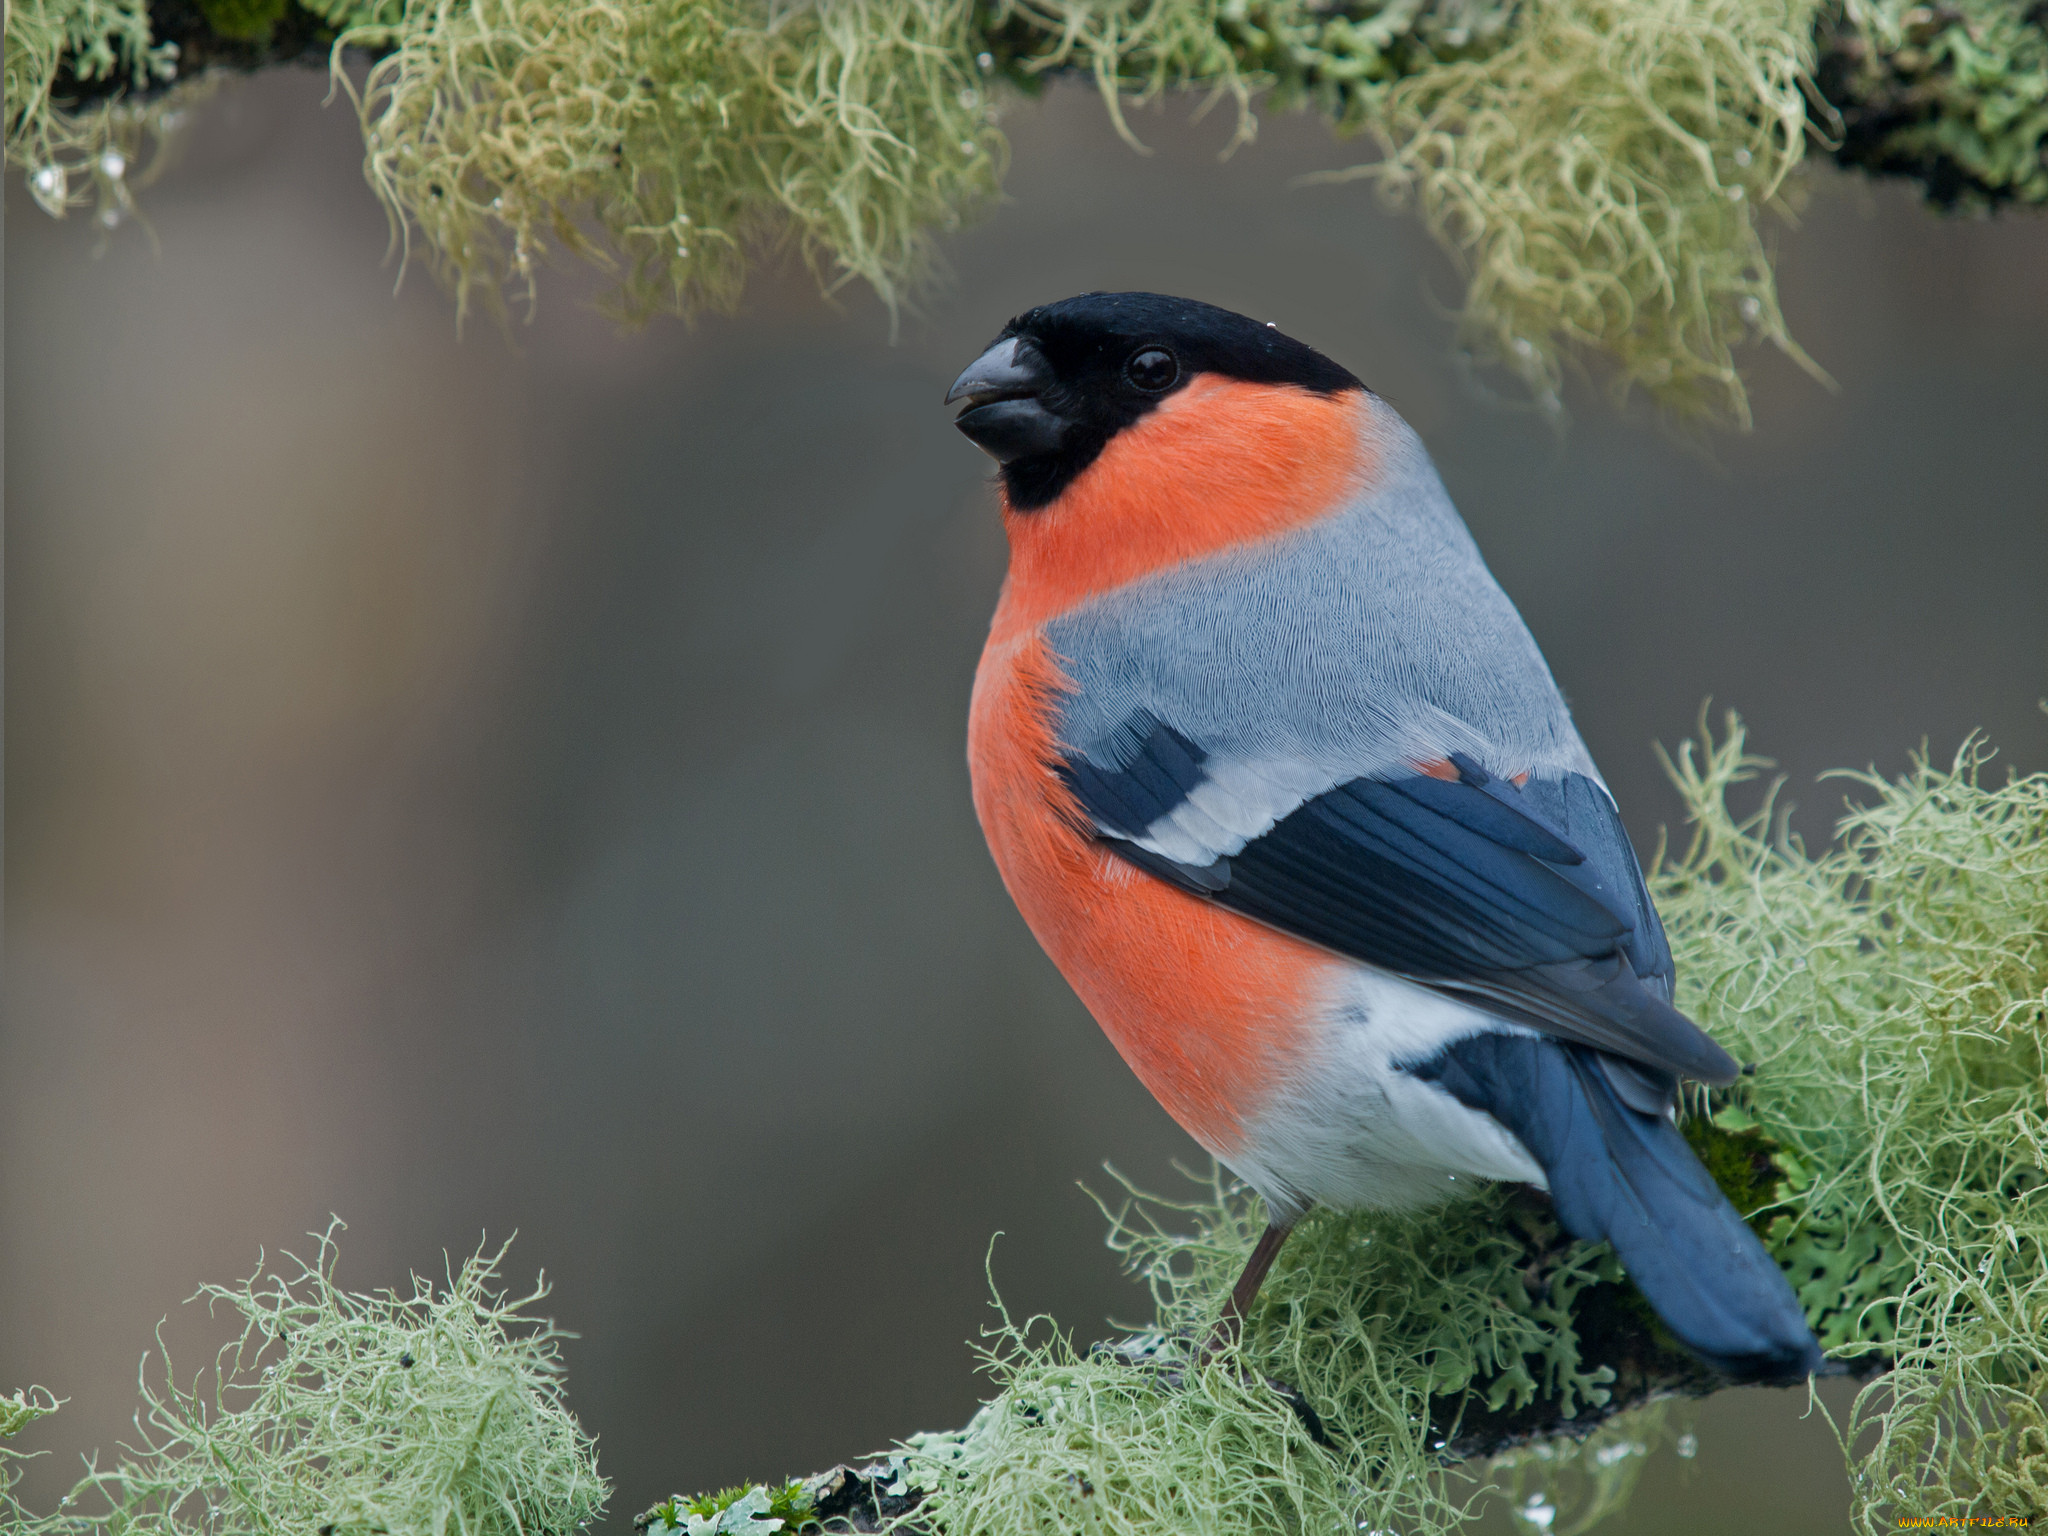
[3,0,189,226]
[342,0,1004,327]
[641,1480,818,1533]
[1654,716,2048,1529]
[1827,0,2048,207]
[888,1170,1660,1535]
[0,1388,62,1443]
[1347,0,1829,423]
[0,1222,609,1536]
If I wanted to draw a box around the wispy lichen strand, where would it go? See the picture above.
[3,0,187,223]
[1355,0,1827,421]
[346,0,1003,325]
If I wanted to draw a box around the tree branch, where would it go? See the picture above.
[1812,0,2048,207]
[104,0,340,87]
[632,1170,1889,1535]
[635,1328,1885,1536]
[42,0,2048,212]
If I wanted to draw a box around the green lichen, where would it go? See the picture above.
[3,0,187,224]
[1347,0,1828,422]
[887,1167,1667,1536]
[1683,1105,1795,1234]
[0,1221,609,1536]
[340,0,1003,327]
[1822,0,2048,207]
[1968,1368,2048,1514]
[0,1390,61,1443]
[641,1481,818,1534]
[295,0,407,34]
[194,0,288,44]
[1654,715,2048,1530]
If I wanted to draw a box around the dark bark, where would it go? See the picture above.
[1811,0,2048,208]
[51,0,351,111]
[805,1465,935,1535]
[138,0,336,78]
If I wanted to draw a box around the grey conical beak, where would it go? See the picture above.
[946,336,1047,406]
[946,337,1067,465]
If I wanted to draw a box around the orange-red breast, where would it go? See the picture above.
[947,292,1822,1382]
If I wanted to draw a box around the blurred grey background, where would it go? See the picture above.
[5,64,2046,1536]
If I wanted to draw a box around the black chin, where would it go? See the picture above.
[998,426,1111,511]
[954,398,1069,464]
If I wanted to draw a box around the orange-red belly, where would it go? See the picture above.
[968,630,1326,1154]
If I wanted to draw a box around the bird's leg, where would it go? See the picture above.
[1202,1219,1296,1359]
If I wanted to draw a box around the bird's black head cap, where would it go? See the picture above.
[946,292,1364,510]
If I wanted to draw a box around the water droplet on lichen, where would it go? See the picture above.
[1726,184,1745,201]
[958,88,978,109]
[1593,1438,1645,1467]
[1734,147,1753,167]
[1517,1493,1557,1532]
[1677,1432,1699,1459]
[976,51,994,70]
[1739,296,1763,322]
[100,150,127,179]
[31,163,66,210]
[97,206,122,228]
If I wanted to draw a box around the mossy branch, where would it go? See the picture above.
[9,0,2047,421]
[631,1170,1873,1536]
[6,719,2042,1536]
[22,0,2048,212]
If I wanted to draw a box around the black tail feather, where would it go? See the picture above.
[1408,1032,1824,1383]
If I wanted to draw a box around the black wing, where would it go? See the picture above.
[1059,719,1735,1090]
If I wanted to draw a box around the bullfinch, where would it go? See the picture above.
[945,292,1824,1383]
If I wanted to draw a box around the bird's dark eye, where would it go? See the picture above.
[1124,347,1179,393]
